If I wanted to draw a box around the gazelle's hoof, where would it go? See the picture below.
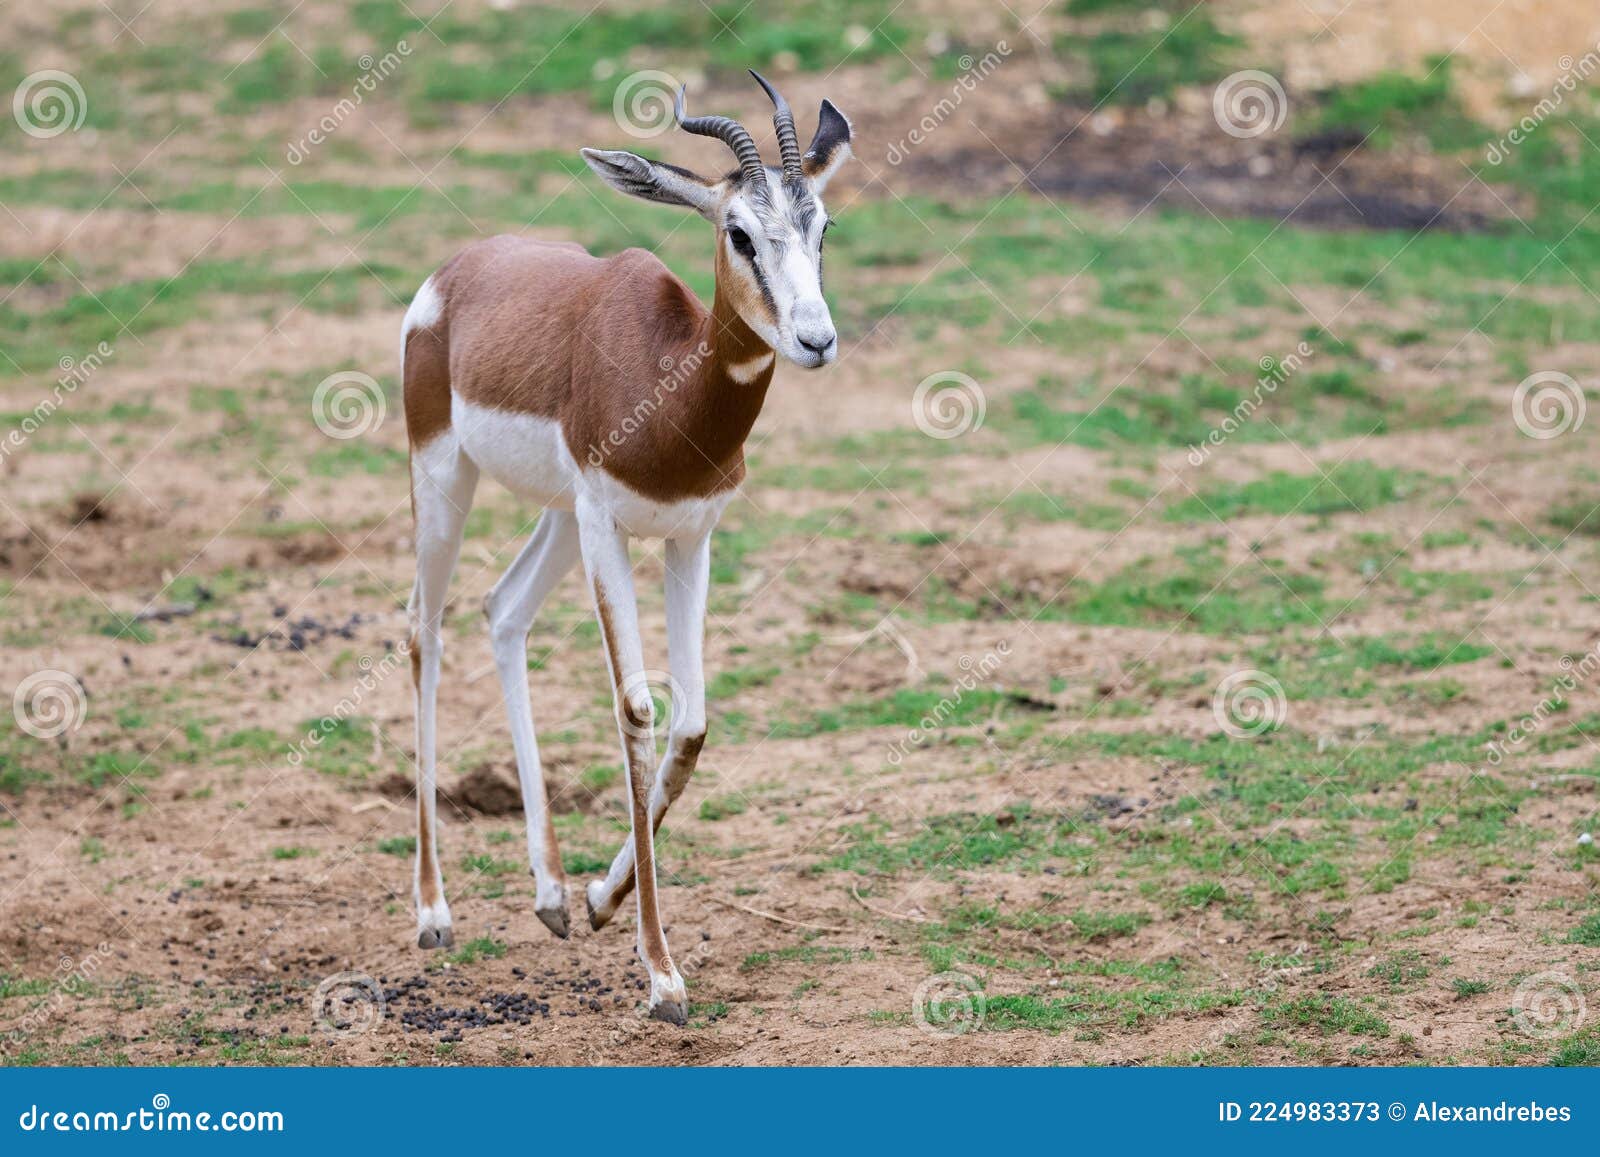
[415,901,454,949]
[416,925,454,950]
[586,878,617,931]
[649,996,689,1025]
[536,904,571,939]
[647,972,688,1025]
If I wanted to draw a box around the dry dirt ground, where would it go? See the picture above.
[0,0,1598,1066]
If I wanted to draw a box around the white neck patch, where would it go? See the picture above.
[724,351,774,384]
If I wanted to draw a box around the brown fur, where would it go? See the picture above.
[402,235,775,504]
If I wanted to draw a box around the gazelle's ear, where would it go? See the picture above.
[580,149,722,219]
[802,100,852,192]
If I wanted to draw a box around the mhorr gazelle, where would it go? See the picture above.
[399,72,851,1023]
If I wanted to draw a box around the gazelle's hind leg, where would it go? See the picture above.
[483,509,582,938]
[408,435,478,949]
[587,531,710,930]
[576,497,687,1024]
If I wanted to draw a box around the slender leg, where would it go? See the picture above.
[587,530,710,930]
[482,508,582,938]
[575,498,687,1023]
[408,436,478,949]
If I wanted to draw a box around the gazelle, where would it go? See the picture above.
[399,73,851,1023]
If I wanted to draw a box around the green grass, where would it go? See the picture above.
[1167,463,1421,522]
[445,937,507,965]
[821,804,1078,877]
[1311,56,1486,151]
[1261,994,1390,1037]
[1059,2,1240,105]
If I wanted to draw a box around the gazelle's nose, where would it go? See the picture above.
[793,300,836,359]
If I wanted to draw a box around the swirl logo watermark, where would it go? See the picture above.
[1512,371,1584,440]
[913,970,986,1036]
[13,669,88,739]
[1212,669,1286,738]
[617,668,686,740]
[312,971,386,1036]
[613,70,680,139]
[1212,70,1288,139]
[912,371,985,439]
[13,70,88,139]
[1512,970,1586,1039]
[312,371,386,440]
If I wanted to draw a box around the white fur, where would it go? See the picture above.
[454,399,732,541]
[726,351,775,384]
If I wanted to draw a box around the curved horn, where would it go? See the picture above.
[674,85,768,190]
[749,69,802,183]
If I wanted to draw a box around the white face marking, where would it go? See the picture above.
[724,351,774,384]
[722,171,836,370]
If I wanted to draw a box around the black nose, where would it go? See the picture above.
[799,334,833,355]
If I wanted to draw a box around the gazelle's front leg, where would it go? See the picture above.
[587,531,709,930]
[576,499,687,1024]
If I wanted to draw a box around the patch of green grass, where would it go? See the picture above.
[740,945,873,971]
[1366,949,1430,991]
[1261,994,1390,1037]
[377,836,415,856]
[698,795,747,822]
[445,937,506,964]
[822,804,1078,877]
[1568,912,1600,947]
[1311,56,1485,152]
[1550,1027,1600,1066]
[1060,3,1240,105]
[1167,463,1420,522]
[769,684,1031,740]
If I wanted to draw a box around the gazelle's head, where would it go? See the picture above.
[582,72,852,370]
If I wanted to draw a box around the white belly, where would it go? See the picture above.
[453,400,733,540]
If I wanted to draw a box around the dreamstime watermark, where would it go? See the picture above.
[912,370,985,439]
[1482,642,1600,771]
[1187,341,1313,466]
[287,644,409,766]
[886,641,1010,765]
[4,943,114,1048]
[13,70,87,139]
[1512,970,1586,1039]
[286,42,412,164]
[612,70,681,139]
[13,669,88,740]
[1486,44,1600,165]
[913,970,986,1036]
[1212,669,1286,738]
[585,342,712,466]
[1512,370,1584,440]
[885,41,1011,164]
[1212,70,1288,139]
[312,970,386,1036]
[312,370,386,439]
[0,342,115,465]
[616,668,687,741]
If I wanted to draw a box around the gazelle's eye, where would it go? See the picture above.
[727,226,756,260]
